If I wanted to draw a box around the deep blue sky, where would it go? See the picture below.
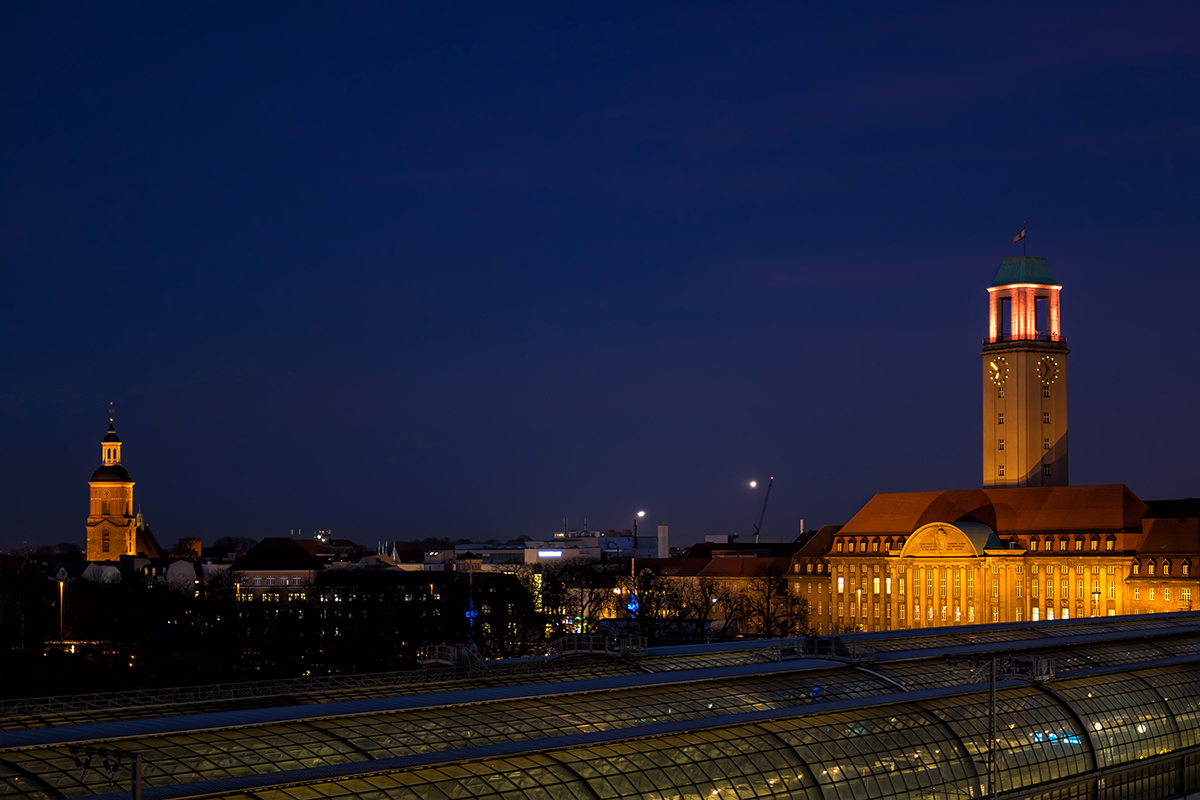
[3,3,1198,551]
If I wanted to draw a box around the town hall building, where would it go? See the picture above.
[800,255,1198,633]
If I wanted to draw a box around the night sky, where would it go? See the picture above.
[3,3,1198,552]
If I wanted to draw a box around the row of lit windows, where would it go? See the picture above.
[998,464,1052,477]
[1133,560,1190,576]
[1133,587,1192,601]
[997,412,1052,424]
[997,386,1051,398]
[835,538,905,553]
[239,575,306,586]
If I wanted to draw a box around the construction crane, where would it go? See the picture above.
[751,476,774,542]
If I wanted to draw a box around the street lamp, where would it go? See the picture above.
[633,511,646,551]
[58,580,64,641]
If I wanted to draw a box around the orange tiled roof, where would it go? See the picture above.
[838,484,1147,536]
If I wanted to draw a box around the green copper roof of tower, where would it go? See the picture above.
[991,256,1057,287]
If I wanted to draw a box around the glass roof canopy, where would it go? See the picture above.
[1,613,1197,800]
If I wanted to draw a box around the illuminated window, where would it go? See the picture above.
[836,540,843,552]
[1133,562,1141,575]
[886,577,892,594]
[806,563,812,573]
[837,577,845,593]
[1032,607,1040,621]
[1043,412,1050,424]
[1164,561,1172,576]
[954,570,961,596]
[848,540,855,553]
[1090,539,1098,551]
[1149,562,1156,576]
[998,439,1005,451]
[1183,588,1192,601]
[1075,539,1082,551]
[873,577,880,594]
[1134,588,1140,600]
[1032,579,1039,597]
[872,540,880,553]
[1185,562,1191,576]
[899,578,905,594]
[1030,539,1038,552]
[1015,608,1023,622]
[998,413,1005,425]
[1165,588,1172,601]
[967,572,974,597]
[1108,581,1116,600]
[1106,538,1114,551]
[1058,538,1067,551]
[992,579,998,598]
[1150,588,1156,601]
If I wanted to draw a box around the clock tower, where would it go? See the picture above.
[981,256,1069,487]
[86,421,137,561]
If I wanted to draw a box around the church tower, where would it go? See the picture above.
[981,256,1069,487]
[86,421,137,561]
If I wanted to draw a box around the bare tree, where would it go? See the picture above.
[740,564,810,638]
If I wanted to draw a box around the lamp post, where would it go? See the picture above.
[58,580,64,641]
[1092,591,1100,618]
[633,511,645,552]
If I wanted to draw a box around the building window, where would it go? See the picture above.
[927,570,934,596]
[992,579,998,598]
[873,577,881,594]
[998,439,1005,451]
[899,577,905,594]
[1133,562,1141,575]
[1044,438,1050,451]
[872,540,880,553]
[1074,539,1082,551]
[928,606,935,620]
[1062,579,1069,598]
[1164,561,1172,576]
[1090,539,1098,551]
[1134,588,1140,600]
[1016,579,1023,597]
[837,577,845,594]
[1184,562,1192,577]
[1046,580,1054,599]
[1059,538,1067,551]
[1150,588,1156,601]
[940,570,947,597]
[967,572,975,597]
[1032,579,1039,598]
[998,413,1005,424]
[999,465,1006,477]
[1047,609,1055,621]
[1077,580,1084,599]
[1030,539,1038,552]
[266,576,276,586]
[1015,608,1023,622]
[1043,464,1052,476]
[253,576,262,586]
[999,387,1005,398]
[886,577,892,594]
[1165,588,1172,601]
[836,540,843,553]
[280,576,289,586]
[1149,562,1156,576]
[848,541,856,553]
[1032,608,1040,621]
[1183,588,1192,602]
[838,602,845,617]
[1043,412,1050,424]
[1108,581,1116,600]
[954,570,962,597]
[1106,538,1114,551]
[1043,385,1050,397]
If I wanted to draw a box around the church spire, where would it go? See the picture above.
[102,417,122,466]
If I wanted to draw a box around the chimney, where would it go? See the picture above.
[657,523,669,559]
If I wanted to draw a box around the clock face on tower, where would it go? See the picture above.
[988,357,1008,386]
[1038,355,1059,385]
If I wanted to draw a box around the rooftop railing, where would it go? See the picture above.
[983,332,1066,345]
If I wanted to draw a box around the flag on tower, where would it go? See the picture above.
[1013,224,1026,244]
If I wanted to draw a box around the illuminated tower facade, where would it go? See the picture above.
[981,256,1069,487]
[86,422,137,561]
